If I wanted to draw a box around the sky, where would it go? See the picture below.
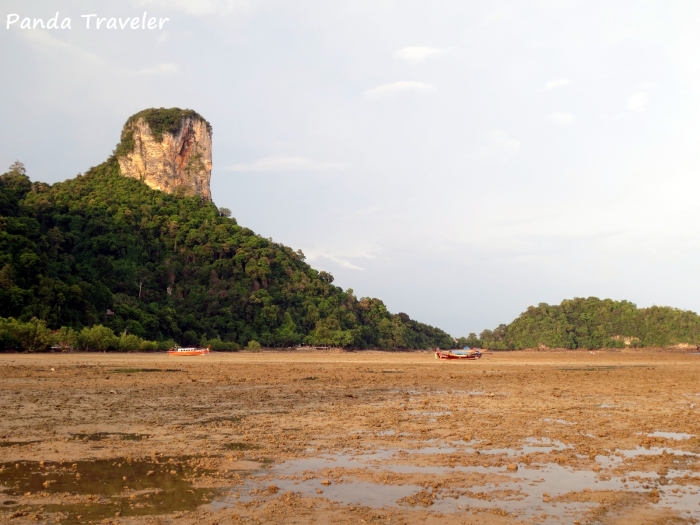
[1,0,700,337]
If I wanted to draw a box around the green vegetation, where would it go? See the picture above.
[0,315,170,352]
[114,108,212,157]
[0,159,453,352]
[459,297,700,350]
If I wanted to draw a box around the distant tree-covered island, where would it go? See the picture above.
[458,297,700,350]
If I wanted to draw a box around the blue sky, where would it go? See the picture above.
[2,0,700,337]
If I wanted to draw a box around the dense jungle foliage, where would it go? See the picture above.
[0,160,453,351]
[458,297,700,350]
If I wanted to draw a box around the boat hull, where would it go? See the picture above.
[434,350,482,360]
[168,348,210,356]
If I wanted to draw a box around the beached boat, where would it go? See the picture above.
[168,346,210,356]
[434,348,482,360]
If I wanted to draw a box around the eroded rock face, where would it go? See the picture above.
[117,110,212,201]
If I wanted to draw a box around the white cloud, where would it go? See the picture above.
[545,112,575,125]
[483,130,521,162]
[543,78,570,90]
[23,30,98,60]
[226,156,347,172]
[363,81,437,100]
[394,47,446,63]
[305,249,377,271]
[627,92,649,112]
[132,0,253,16]
[638,81,657,89]
[23,31,178,76]
[133,63,180,75]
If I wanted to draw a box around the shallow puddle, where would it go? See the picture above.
[0,457,214,524]
[189,415,243,426]
[70,433,150,442]
[557,365,650,372]
[0,441,42,448]
[648,431,695,440]
[231,440,700,523]
[110,368,182,374]
[223,442,260,451]
[542,418,576,425]
[480,437,570,457]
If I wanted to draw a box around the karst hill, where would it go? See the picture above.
[116,108,213,201]
[0,108,454,351]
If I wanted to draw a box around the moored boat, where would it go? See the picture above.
[168,346,211,356]
[434,347,482,360]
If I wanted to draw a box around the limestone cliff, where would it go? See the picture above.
[115,108,213,201]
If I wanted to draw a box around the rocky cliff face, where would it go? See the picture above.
[116,108,212,201]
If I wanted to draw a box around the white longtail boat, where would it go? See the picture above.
[168,346,210,356]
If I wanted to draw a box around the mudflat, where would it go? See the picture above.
[1,350,699,524]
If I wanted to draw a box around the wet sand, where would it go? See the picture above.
[1,350,699,524]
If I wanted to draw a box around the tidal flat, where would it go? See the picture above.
[1,350,699,524]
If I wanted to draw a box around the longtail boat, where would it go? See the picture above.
[434,348,482,360]
[168,346,211,356]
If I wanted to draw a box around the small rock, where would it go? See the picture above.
[169,470,176,475]
[146,470,154,476]
[592,465,601,472]
[507,463,518,471]
[75,473,81,480]
[123,476,127,481]
[115,512,121,517]
[321,479,331,485]
[268,485,278,494]
[316,489,323,494]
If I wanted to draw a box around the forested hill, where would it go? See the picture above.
[0,159,453,351]
[460,297,700,350]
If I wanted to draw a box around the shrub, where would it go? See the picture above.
[204,338,240,351]
[53,326,78,352]
[139,340,158,351]
[118,333,144,351]
[77,325,118,351]
[0,317,53,352]
[157,339,177,351]
[246,340,261,351]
